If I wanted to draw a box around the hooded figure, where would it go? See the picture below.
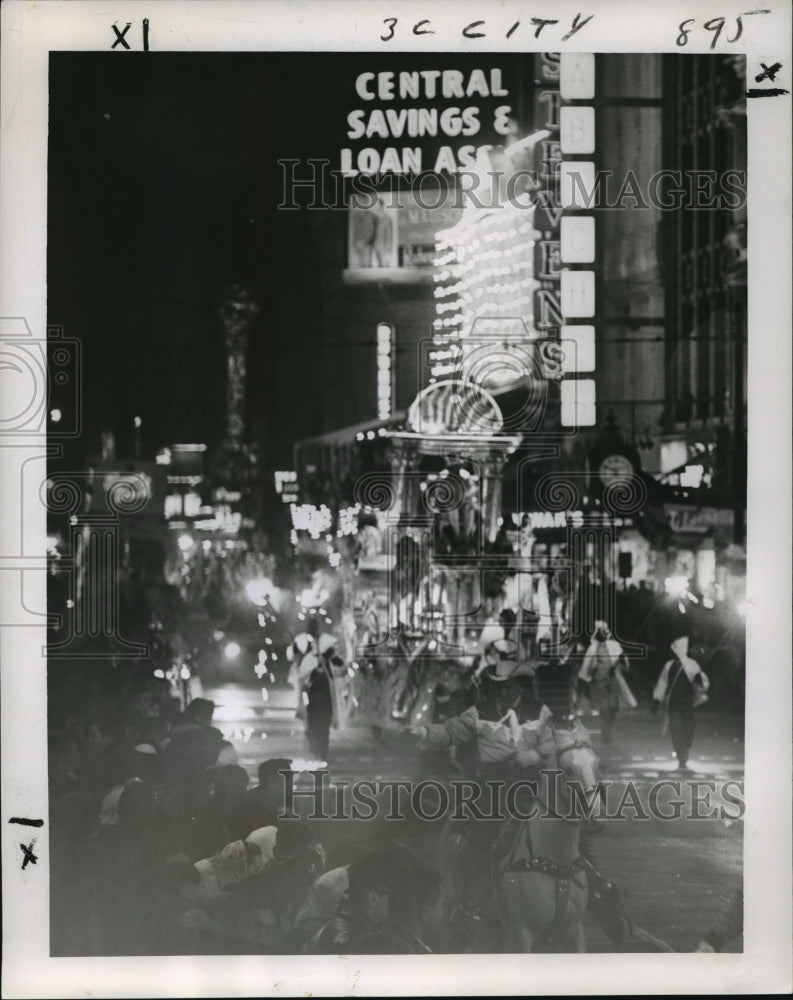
[652,635,710,771]
[305,636,340,761]
[192,836,267,899]
[577,621,635,745]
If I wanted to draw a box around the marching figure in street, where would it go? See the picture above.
[577,621,636,746]
[410,649,551,927]
[652,633,710,771]
[305,634,341,763]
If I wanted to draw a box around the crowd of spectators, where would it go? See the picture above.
[48,661,444,956]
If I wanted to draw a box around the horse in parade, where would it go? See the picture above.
[397,634,635,954]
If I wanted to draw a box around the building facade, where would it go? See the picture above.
[289,53,747,657]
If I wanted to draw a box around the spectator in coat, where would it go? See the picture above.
[308,851,393,953]
[305,636,340,762]
[245,757,293,830]
[357,860,444,953]
[652,634,710,771]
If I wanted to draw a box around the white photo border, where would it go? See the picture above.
[1,0,790,995]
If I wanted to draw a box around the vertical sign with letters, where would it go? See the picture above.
[532,53,563,336]
[558,53,597,427]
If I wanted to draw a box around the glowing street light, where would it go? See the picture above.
[224,641,241,660]
[298,586,330,609]
[246,576,275,607]
[178,534,194,552]
[664,575,690,599]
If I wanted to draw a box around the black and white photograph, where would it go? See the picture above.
[1,1,791,996]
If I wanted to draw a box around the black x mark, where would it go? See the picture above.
[20,840,38,869]
[111,23,131,49]
[755,62,782,82]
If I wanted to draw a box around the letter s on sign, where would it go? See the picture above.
[540,340,564,380]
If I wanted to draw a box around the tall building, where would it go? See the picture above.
[291,53,747,627]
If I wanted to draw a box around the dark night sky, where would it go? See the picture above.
[47,52,528,469]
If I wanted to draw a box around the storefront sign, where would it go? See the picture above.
[512,510,634,529]
[274,469,298,505]
[341,60,524,284]
[357,553,396,572]
[340,67,513,177]
[347,184,465,276]
[193,507,243,533]
[665,505,733,533]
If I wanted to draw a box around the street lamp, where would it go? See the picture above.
[246,577,275,607]
[298,586,330,609]
[664,575,690,600]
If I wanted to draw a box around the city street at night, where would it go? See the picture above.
[204,677,744,954]
[39,41,758,967]
[4,3,793,997]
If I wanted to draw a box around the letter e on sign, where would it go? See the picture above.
[559,54,595,100]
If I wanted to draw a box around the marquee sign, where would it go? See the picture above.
[406,379,503,436]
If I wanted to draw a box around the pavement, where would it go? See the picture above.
[201,678,744,953]
[202,678,744,782]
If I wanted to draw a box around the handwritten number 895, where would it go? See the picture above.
[677,11,769,49]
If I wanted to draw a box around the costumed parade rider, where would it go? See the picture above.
[409,634,633,948]
[410,638,550,931]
